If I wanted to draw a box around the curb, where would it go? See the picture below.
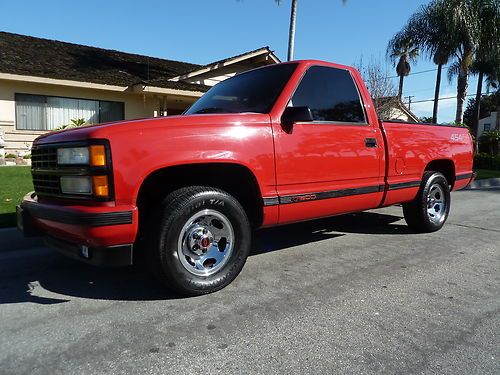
[467,177,500,189]
[0,227,44,252]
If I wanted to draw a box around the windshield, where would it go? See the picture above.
[185,63,297,115]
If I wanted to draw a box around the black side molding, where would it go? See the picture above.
[456,173,473,181]
[388,181,421,190]
[263,185,384,206]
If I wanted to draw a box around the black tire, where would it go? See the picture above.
[403,171,451,233]
[147,186,251,296]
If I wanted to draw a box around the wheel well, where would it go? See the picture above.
[136,163,264,230]
[425,159,455,186]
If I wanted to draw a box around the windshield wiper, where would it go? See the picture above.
[192,107,232,114]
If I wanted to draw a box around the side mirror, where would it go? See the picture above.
[281,106,313,131]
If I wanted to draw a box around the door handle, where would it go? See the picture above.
[365,138,377,148]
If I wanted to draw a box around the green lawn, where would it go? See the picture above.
[475,169,500,180]
[0,166,33,228]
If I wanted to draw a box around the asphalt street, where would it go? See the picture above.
[1,187,499,375]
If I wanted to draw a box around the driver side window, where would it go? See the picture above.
[290,66,366,123]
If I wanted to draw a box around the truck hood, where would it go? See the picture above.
[33,113,271,145]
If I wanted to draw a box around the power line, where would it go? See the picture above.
[409,92,488,104]
[388,66,450,80]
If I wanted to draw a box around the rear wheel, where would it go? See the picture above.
[147,186,251,296]
[403,171,451,233]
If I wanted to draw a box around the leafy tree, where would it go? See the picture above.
[480,129,500,155]
[354,57,398,120]
[420,116,434,123]
[463,91,499,128]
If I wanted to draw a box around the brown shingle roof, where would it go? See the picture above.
[0,31,209,91]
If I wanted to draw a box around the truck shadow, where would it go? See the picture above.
[0,211,406,305]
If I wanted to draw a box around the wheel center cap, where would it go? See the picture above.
[200,236,211,248]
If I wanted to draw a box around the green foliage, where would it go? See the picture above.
[419,116,433,123]
[54,118,87,131]
[389,0,500,123]
[480,129,500,155]
[474,152,500,170]
[463,92,499,127]
[23,154,31,159]
[4,153,17,159]
[482,130,500,141]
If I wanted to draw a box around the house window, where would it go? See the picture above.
[15,94,124,131]
[483,123,491,132]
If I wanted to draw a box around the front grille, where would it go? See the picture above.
[30,141,113,201]
[32,174,60,195]
[31,146,57,169]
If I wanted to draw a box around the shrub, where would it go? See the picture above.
[4,153,17,159]
[479,130,500,156]
[23,154,31,159]
[54,118,87,131]
[474,153,500,170]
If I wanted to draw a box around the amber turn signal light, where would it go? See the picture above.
[92,175,109,197]
[90,145,106,166]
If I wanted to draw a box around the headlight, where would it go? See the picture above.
[57,145,107,166]
[60,176,92,194]
[57,147,89,165]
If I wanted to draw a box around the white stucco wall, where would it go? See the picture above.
[0,79,198,154]
[478,112,498,138]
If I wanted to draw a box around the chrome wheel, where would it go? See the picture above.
[426,183,446,224]
[177,209,234,276]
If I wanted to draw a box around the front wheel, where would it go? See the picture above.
[148,186,251,296]
[403,171,451,233]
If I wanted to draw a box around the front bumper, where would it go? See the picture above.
[17,192,137,267]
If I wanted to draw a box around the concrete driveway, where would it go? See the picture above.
[1,187,499,374]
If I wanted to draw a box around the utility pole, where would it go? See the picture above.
[287,0,298,61]
[405,95,415,110]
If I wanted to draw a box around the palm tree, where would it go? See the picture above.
[389,2,453,123]
[276,0,348,61]
[387,35,419,99]
[409,3,454,123]
[470,0,500,136]
[440,0,485,124]
[287,0,298,61]
[389,0,500,125]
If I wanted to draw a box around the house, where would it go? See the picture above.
[0,31,279,155]
[478,112,499,138]
[374,96,420,123]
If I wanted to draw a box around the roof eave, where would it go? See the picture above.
[169,47,280,82]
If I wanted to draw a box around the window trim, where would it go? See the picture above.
[15,93,125,131]
[287,65,369,126]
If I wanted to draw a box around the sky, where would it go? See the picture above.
[0,0,483,123]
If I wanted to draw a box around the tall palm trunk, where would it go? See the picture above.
[455,69,469,124]
[398,75,404,99]
[287,0,298,61]
[473,71,484,137]
[432,64,443,124]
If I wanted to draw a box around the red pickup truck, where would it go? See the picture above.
[18,60,474,295]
